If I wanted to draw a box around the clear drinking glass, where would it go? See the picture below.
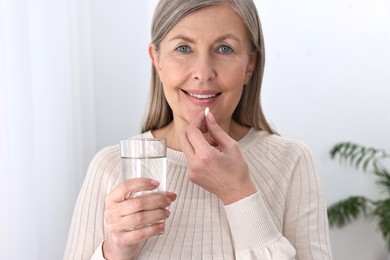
[120,138,167,233]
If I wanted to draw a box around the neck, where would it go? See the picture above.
[152,118,249,151]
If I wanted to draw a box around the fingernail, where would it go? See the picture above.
[167,197,172,205]
[166,210,170,217]
[151,179,160,187]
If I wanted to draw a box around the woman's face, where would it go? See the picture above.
[150,4,256,129]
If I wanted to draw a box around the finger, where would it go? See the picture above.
[189,109,207,130]
[110,193,171,217]
[118,208,169,232]
[166,192,177,203]
[186,125,212,155]
[107,178,160,202]
[128,192,176,213]
[105,192,177,228]
[186,110,216,153]
[204,111,233,149]
[107,222,165,247]
[122,222,165,244]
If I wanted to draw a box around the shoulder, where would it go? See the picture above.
[90,145,120,168]
[86,144,121,182]
[241,129,314,163]
[243,130,320,192]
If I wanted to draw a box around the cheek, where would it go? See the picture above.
[218,63,248,88]
[158,57,190,85]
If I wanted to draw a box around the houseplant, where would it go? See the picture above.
[327,142,390,249]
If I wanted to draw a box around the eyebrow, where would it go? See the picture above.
[168,35,195,43]
[168,33,242,44]
[215,33,241,43]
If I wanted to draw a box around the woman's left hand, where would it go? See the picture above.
[179,110,257,205]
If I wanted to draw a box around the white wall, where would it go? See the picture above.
[90,1,390,259]
[91,1,151,149]
[0,1,96,259]
[256,1,390,259]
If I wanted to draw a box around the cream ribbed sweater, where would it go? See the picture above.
[64,129,332,259]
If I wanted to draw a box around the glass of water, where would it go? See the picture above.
[120,138,167,194]
[120,138,167,233]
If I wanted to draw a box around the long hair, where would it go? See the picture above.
[141,0,275,134]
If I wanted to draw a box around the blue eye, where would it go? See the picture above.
[218,45,232,54]
[176,45,190,53]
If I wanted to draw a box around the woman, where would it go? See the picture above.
[64,0,333,259]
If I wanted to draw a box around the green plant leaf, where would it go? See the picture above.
[373,164,390,195]
[373,199,390,249]
[356,147,369,170]
[348,144,360,166]
[330,142,388,172]
[327,196,371,228]
[329,142,390,249]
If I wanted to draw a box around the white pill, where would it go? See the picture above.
[205,107,209,117]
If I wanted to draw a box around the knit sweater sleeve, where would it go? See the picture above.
[225,192,296,259]
[224,138,332,260]
[282,142,332,259]
[63,146,121,260]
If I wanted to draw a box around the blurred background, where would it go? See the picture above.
[1,0,389,259]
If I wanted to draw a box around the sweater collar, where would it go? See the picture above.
[141,128,265,166]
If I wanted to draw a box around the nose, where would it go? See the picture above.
[191,54,216,83]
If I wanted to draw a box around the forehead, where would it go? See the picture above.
[165,4,248,41]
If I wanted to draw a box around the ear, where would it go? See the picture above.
[148,43,162,72]
[244,54,257,85]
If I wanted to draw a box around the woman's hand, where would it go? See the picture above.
[103,178,177,260]
[179,111,256,205]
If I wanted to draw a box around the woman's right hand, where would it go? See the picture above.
[102,178,177,260]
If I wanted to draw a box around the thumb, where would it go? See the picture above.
[204,112,232,149]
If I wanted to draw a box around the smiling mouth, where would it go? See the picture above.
[182,90,222,99]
